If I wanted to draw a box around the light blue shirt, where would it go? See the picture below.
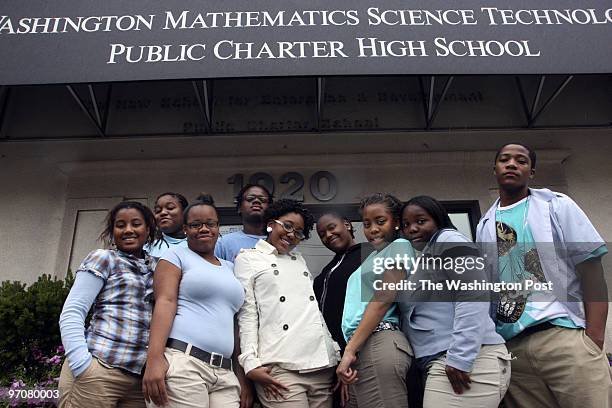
[162,246,245,358]
[342,238,414,341]
[398,229,504,372]
[215,230,266,262]
[146,233,188,258]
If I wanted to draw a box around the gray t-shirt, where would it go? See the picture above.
[162,246,245,358]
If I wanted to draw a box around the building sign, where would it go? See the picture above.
[1,0,611,85]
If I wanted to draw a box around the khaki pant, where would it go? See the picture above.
[423,344,511,408]
[347,330,413,408]
[146,347,240,408]
[504,326,612,408]
[255,366,335,408]
[58,358,145,408]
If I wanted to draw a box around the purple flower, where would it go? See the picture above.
[56,345,65,354]
[27,394,43,406]
[27,399,42,406]
[32,348,43,362]
[49,355,62,365]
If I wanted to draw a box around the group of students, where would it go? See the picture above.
[58,143,611,408]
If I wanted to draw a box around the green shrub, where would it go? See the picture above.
[0,273,73,406]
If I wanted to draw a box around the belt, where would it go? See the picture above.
[372,321,400,334]
[516,321,556,339]
[346,321,400,343]
[166,338,232,370]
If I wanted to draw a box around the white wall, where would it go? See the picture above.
[0,157,67,282]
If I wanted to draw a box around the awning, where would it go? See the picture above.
[1,1,612,85]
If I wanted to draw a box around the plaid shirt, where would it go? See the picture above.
[78,249,157,375]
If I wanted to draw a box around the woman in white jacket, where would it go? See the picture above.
[235,199,341,408]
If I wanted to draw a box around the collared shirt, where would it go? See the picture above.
[81,249,156,374]
[215,230,266,262]
[235,239,340,374]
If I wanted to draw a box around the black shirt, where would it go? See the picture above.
[313,242,374,351]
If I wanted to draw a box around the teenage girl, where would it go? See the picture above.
[316,212,374,408]
[315,212,374,352]
[147,192,189,258]
[235,199,340,408]
[399,196,510,408]
[338,193,414,408]
[59,201,158,408]
[143,194,248,408]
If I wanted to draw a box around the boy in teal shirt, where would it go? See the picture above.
[477,143,611,408]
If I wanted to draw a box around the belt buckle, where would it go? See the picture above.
[209,352,224,368]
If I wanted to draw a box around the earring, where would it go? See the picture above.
[347,227,351,231]
[394,226,400,231]
[266,226,273,233]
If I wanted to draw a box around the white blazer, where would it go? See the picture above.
[235,239,340,374]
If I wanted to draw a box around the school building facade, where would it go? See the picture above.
[1,2,611,345]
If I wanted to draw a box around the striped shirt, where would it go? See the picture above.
[80,249,156,374]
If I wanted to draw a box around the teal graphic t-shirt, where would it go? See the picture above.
[495,197,578,340]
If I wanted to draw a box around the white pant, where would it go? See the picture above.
[146,347,241,408]
[255,366,334,408]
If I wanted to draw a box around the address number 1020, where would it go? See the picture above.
[227,171,338,202]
